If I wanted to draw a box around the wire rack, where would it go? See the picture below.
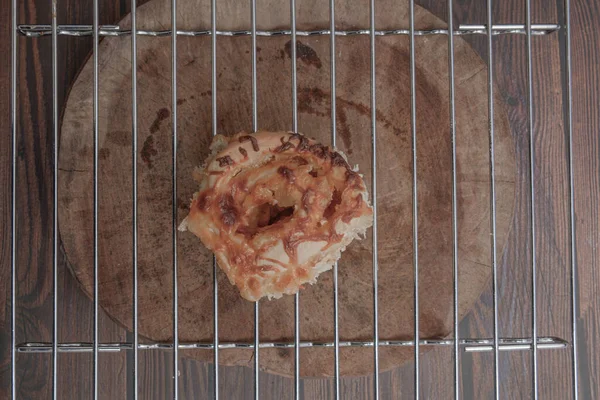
[7,0,579,399]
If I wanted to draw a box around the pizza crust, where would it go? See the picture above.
[179,131,373,301]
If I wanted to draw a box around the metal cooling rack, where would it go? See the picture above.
[8,0,579,399]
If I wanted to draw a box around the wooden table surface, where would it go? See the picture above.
[1,0,598,399]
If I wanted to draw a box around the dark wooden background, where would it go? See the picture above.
[1,0,598,398]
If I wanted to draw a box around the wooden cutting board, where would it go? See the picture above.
[58,0,515,377]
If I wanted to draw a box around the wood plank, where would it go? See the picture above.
[571,0,600,398]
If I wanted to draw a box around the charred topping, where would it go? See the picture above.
[277,166,295,182]
[309,143,329,159]
[291,156,309,165]
[216,155,234,167]
[330,151,350,168]
[354,194,364,206]
[298,138,310,151]
[274,141,295,153]
[345,169,360,184]
[323,189,342,218]
[267,205,294,226]
[283,236,297,257]
[232,180,249,196]
[239,135,260,152]
[289,133,310,151]
[219,194,238,226]
[309,170,319,178]
[284,234,339,262]
[234,225,253,237]
[254,203,295,229]
[196,192,210,211]
[238,147,248,157]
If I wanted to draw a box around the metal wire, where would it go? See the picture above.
[51,1,59,398]
[171,0,180,397]
[330,0,340,397]
[251,0,258,132]
[409,1,420,398]
[250,1,259,398]
[17,24,561,37]
[290,0,298,134]
[563,0,580,398]
[92,0,100,397]
[525,0,539,398]
[10,0,18,397]
[446,0,460,398]
[211,0,219,398]
[16,336,568,352]
[288,1,301,398]
[131,0,140,398]
[369,0,379,398]
[487,0,501,398]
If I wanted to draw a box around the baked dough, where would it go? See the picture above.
[179,131,373,301]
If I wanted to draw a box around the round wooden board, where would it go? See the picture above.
[59,0,515,377]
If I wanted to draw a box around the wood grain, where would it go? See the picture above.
[571,0,600,397]
[1,0,598,398]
